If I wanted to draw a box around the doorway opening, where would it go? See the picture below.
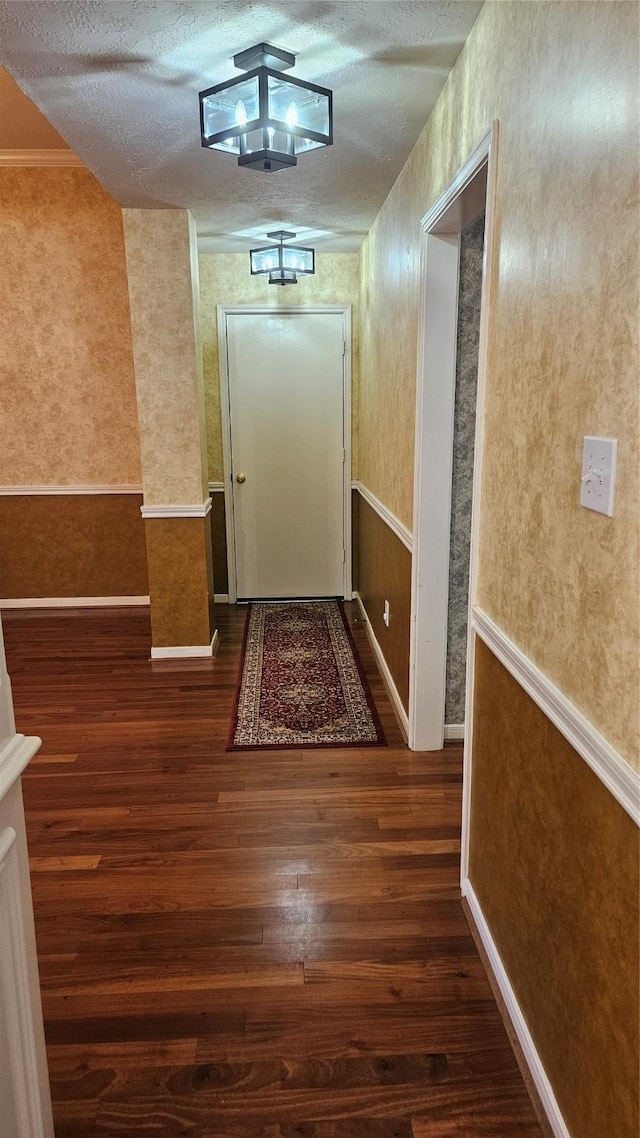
[408,123,499,869]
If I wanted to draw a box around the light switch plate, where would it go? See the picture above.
[580,436,617,517]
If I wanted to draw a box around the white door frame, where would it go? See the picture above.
[408,124,499,826]
[217,305,352,603]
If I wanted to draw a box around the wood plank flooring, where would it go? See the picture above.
[3,603,544,1137]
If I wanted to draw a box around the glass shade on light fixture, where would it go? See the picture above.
[199,43,332,172]
[249,231,315,286]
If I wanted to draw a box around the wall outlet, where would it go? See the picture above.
[580,436,617,517]
[383,600,390,627]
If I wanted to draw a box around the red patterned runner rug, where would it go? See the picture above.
[228,601,386,750]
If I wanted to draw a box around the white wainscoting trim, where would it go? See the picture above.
[208,482,225,493]
[463,879,571,1138]
[352,482,413,553]
[0,597,150,610]
[444,724,465,741]
[473,606,640,825]
[141,499,212,519]
[0,822,53,1137]
[0,484,143,496]
[0,148,83,167]
[214,593,229,603]
[150,630,219,660]
[354,592,409,739]
[0,734,42,803]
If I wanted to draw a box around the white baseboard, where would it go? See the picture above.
[463,879,571,1138]
[444,723,465,741]
[354,592,409,739]
[214,593,229,603]
[150,630,219,660]
[0,597,150,609]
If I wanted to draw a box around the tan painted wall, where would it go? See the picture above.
[0,167,141,486]
[199,253,360,482]
[358,0,639,765]
[123,210,209,506]
[470,639,639,1138]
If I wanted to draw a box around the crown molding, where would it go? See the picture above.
[0,149,84,167]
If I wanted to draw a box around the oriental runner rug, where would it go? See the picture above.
[228,600,386,750]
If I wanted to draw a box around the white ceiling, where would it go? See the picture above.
[0,1,483,252]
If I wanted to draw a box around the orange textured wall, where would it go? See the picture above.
[0,167,140,487]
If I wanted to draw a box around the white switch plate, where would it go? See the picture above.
[383,600,390,627]
[580,436,617,517]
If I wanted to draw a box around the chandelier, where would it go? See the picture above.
[199,42,332,172]
[249,231,315,286]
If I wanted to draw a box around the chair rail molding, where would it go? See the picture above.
[0,485,143,495]
[472,606,640,825]
[140,499,212,519]
[352,481,413,552]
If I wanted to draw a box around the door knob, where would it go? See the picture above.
[236,473,246,484]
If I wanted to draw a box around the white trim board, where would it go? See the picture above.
[354,591,409,740]
[150,630,219,660]
[444,724,465,741]
[0,149,83,167]
[0,485,142,496]
[473,607,640,825]
[463,880,571,1138]
[214,593,229,603]
[208,482,225,493]
[352,482,413,552]
[0,734,42,802]
[0,597,150,609]
[140,499,212,519]
[410,122,498,758]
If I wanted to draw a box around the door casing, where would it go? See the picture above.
[217,305,352,603]
[408,122,499,887]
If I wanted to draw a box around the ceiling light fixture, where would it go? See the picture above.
[250,231,315,285]
[199,42,332,172]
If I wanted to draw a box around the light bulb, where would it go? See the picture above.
[290,255,298,268]
[285,101,298,128]
[267,126,275,144]
[265,256,273,270]
[235,100,248,127]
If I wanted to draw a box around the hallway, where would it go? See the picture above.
[4,604,543,1137]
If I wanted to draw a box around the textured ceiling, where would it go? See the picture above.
[0,1,483,251]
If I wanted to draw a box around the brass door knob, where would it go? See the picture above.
[236,473,246,484]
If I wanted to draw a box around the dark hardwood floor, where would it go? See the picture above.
[3,602,543,1137]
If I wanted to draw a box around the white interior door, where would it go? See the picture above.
[226,311,347,599]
